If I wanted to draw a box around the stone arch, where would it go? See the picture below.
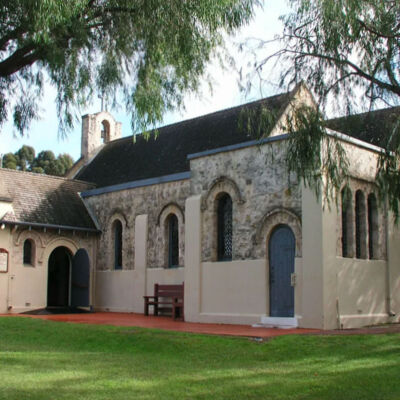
[41,237,79,266]
[157,202,185,226]
[14,229,45,267]
[14,229,45,249]
[201,176,245,211]
[105,211,129,270]
[253,208,302,258]
[106,209,129,229]
[157,202,185,268]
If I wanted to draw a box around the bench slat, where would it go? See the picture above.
[144,282,184,320]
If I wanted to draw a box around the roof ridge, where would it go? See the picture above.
[0,167,95,186]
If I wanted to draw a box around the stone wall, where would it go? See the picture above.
[84,179,191,270]
[190,140,302,261]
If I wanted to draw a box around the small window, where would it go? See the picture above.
[368,193,379,259]
[23,239,34,265]
[355,190,367,259]
[217,193,232,261]
[113,220,123,270]
[167,214,179,268]
[341,187,353,257]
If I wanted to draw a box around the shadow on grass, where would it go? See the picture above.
[0,317,399,400]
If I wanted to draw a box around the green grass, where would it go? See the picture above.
[0,318,399,400]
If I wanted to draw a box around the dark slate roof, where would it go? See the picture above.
[0,169,98,231]
[76,90,293,187]
[327,106,400,149]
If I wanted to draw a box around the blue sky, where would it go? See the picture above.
[1,1,288,162]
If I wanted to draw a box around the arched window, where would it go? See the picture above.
[113,220,123,269]
[368,193,379,259]
[23,239,34,265]
[167,214,179,268]
[101,120,110,143]
[217,193,232,261]
[341,187,353,257]
[355,190,367,259]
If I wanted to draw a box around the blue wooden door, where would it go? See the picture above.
[71,249,90,307]
[269,225,295,317]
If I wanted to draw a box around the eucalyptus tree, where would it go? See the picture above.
[0,0,257,135]
[2,145,74,176]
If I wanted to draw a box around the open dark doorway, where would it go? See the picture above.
[47,246,71,307]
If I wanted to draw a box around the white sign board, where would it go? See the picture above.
[0,250,8,273]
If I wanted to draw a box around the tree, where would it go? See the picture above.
[246,0,400,214]
[31,150,56,175]
[56,154,74,176]
[1,146,74,177]
[15,145,35,170]
[252,0,399,112]
[2,153,18,170]
[1,0,257,136]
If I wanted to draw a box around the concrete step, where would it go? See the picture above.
[253,316,299,329]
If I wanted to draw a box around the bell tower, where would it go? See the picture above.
[81,111,122,160]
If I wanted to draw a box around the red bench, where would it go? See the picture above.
[144,283,184,320]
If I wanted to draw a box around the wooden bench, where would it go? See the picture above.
[144,283,184,320]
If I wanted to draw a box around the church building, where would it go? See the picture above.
[1,83,399,330]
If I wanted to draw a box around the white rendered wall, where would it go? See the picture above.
[301,184,400,329]
[0,228,11,313]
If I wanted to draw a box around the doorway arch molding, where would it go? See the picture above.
[253,208,302,258]
[41,237,79,265]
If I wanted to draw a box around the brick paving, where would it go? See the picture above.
[3,312,399,338]
[5,312,317,338]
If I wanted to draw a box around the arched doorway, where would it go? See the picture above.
[47,246,72,307]
[71,249,90,307]
[269,225,295,317]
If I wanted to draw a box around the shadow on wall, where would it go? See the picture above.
[337,257,388,319]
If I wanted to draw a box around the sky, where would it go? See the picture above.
[0,1,289,162]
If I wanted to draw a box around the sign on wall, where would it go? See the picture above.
[0,248,9,273]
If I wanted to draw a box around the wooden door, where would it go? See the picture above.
[269,225,295,317]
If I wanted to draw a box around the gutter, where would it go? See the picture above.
[0,219,100,234]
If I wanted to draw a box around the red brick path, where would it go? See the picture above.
[4,312,399,338]
[5,312,318,338]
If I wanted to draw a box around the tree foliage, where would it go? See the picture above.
[2,146,74,176]
[245,0,400,215]
[1,0,257,136]
[251,0,400,111]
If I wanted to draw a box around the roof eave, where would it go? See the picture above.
[0,220,101,234]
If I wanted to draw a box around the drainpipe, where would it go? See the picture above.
[336,297,342,329]
[385,202,395,317]
[7,274,14,312]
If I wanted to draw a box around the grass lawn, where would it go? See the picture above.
[0,318,399,400]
